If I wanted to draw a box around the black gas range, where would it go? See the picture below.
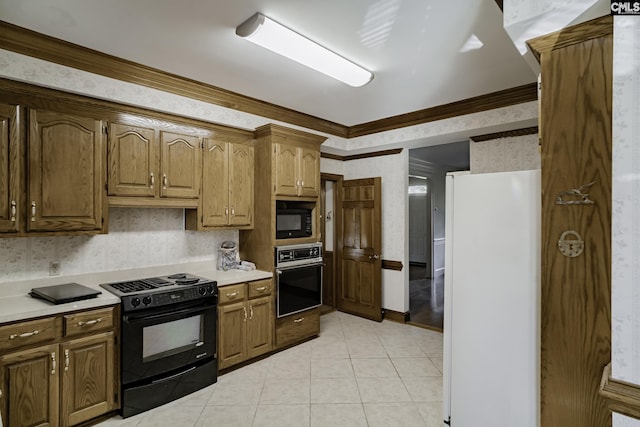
[100,273,218,418]
[100,272,217,312]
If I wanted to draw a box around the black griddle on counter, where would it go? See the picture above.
[30,283,101,304]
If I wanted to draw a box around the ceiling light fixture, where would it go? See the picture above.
[236,13,373,87]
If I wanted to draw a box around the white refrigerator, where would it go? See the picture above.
[443,170,540,427]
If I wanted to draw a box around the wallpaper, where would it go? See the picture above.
[0,208,237,283]
[612,15,640,393]
[469,133,540,173]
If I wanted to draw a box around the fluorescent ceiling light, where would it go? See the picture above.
[236,13,373,87]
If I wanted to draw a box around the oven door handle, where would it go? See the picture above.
[276,263,325,273]
[124,304,211,322]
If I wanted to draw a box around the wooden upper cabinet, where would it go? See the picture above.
[229,143,254,226]
[0,103,20,234]
[108,123,158,197]
[196,135,253,229]
[160,131,201,199]
[28,109,104,233]
[274,143,299,196]
[274,143,320,198]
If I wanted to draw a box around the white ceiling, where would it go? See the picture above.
[0,0,536,127]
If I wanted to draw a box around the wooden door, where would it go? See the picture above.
[160,131,201,199]
[108,123,157,197]
[229,143,253,226]
[201,139,230,226]
[60,332,115,427]
[218,301,247,369]
[299,148,319,197]
[0,103,20,234]
[0,343,59,427]
[530,18,612,427]
[337,178,382,321]
[273,143,299,196]
[28,109,104,232]
[247,296,273,359]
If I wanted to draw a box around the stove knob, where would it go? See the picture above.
[198,287,206,296]
[131,297,141,307]
[142,296,152,305]
[206,285,214,294]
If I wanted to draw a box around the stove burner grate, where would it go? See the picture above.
[107,277,171,293]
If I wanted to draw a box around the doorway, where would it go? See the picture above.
[320,173,342,313]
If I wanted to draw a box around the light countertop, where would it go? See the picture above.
[0,261,272,324]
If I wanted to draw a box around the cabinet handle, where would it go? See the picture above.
[255,286,268,292]
[50,352,56,375]
[225,206,229,216]
[0,388,2,398]
[293,317,305,323]
[301,180,304,187]
[231,206,235,217]
[163,174,168,189]
[226,291,239,298]
[243,306,247,322]
[150,173,155,189]
[296,180,300,187]
[31,201,36,222]
[10,200,16,222]
[249,305,254,320]
[64,349,70,372]
[9,329,40,340]
[78,318,102,326]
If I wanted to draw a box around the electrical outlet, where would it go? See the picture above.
[49,261,61,276]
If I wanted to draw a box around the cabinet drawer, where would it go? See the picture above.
[0,316,60,352]
[64,307,115,337]
[275,309,319,347]
[219,283,247,304]
[248,279,272,298]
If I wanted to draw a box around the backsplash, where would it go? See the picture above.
[0,208,237,283]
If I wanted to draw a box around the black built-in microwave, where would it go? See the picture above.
[276,206,313,239]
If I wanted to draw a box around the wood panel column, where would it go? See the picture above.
[529,16,612,427]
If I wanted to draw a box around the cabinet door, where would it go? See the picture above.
[298,148,320,197]
[108,123,158,197]
[160,131,201,199]
[218,301,247,369]
[28,109,104,232]
[60,332,115,427]
[247,296,273,359]
[0,103,20,234]
[0,343,59,427]
[229,143,253,226]
[273,143,299,196]
[201,139,230,226]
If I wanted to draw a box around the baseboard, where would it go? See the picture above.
[383,309,410,323]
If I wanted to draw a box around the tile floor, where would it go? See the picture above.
[97,311,444,427]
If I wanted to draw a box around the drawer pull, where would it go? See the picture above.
[293,317,305,323]
[78,318,103,326]
[51,352,56,375]
[31,201,36,222]
[64,349,70,372]
[226,291,239,298]
[196,352,207,359]
[9,329,40,340]
[255,286,268,292]
[249,305,254,320]
[10,200,16,222]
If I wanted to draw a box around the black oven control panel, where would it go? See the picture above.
[275,242,323,268]
[121,283,217,312]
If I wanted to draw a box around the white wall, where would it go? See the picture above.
[470,133,540,173]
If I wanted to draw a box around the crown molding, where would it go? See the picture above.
[321,148,403,161]
[0,20,537,139]
[470,126,538,142]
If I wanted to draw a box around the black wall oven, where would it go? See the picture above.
[101,274,218,418]
[275,243,323,317]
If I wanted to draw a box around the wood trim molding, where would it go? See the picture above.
[600,363,640,420]
[0,20,538,139]
[348,83,538,137]
[321,173,344,182]
[381,259,403,271]
[383,309,410,323]
[470,126,539,142]
[527,15,613,61]
[321,148,403,162]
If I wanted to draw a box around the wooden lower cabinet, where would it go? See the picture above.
[218,280,273,370]
[61,332,115,427]
[0,307,118,427]
[275,308,320,348]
